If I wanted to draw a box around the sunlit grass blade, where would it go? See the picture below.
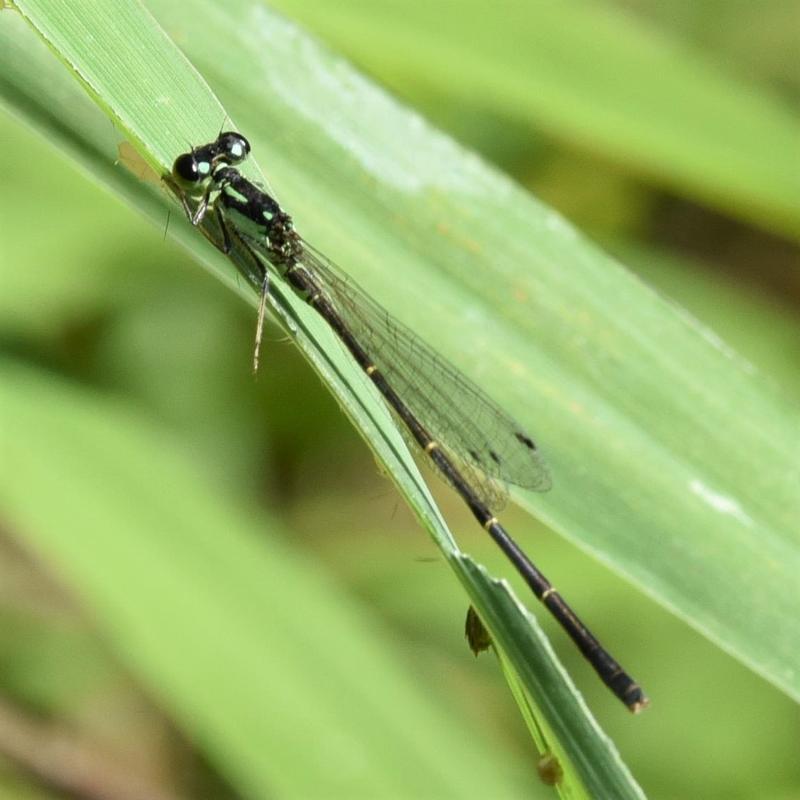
[268,0,800,240]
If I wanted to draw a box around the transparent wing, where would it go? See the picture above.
[297,241,552,506]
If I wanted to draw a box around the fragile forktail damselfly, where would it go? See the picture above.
[166,133,648,712]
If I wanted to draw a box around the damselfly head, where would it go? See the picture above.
[171,150,211,185]
[171,132,251,187]
[216,131,251,164]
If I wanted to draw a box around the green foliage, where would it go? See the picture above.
[270,0,800,240]
[0,0,798,798]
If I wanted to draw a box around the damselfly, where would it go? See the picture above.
[166,133,648,712]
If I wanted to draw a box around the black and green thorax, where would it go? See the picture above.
[213,166,303,269]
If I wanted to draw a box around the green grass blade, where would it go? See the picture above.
[457,559,645,800]
[268,0,800,240]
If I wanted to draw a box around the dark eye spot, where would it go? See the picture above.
[515,432,537,451]
[489,450,501,464]
[173,153,201,182]
[469,449,482,463]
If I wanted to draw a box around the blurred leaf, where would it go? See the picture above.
[0,358,536,799]
[0,772,56,800]
[607,0,800,96]
[268,0,800,240]
[0,118,174,338]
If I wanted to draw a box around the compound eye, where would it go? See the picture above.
[172,153,199,182]
[218,131,251,163]
[172,153,213,184]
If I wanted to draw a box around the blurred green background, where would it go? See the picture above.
[1,0,799,798]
